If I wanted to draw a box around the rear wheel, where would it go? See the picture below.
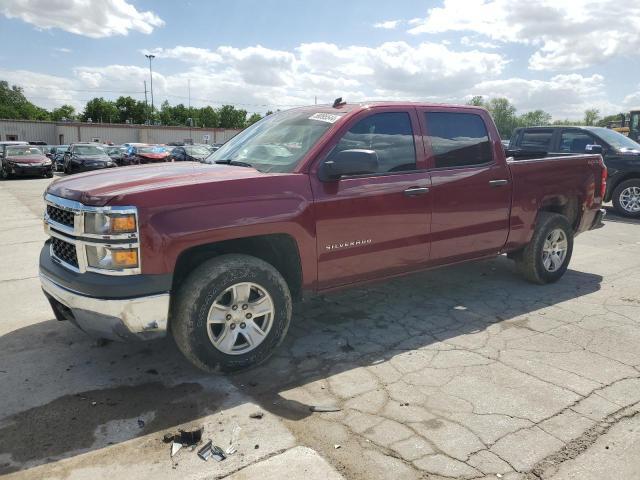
[0,166,10,180]
[612,179,640,218]
[515,212,573,284]
[172,254,292,373]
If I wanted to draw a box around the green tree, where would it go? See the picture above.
[218,105,248,128]
[51,104,76,121]
[467,95,485,107]
[199,106,219,128]
[517,110,552,127]
[0,80,50,120]
[486,98,518,138]
[81,97,118,123]
[115,96,147,124]
[245,112,262,127]
[584,108,600,126]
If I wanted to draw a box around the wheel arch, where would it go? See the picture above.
[172,233,304,302]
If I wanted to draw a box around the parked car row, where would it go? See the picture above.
[0,142,54,179]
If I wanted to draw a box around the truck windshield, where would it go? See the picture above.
[205,109,343,173]
[585,127,640,152]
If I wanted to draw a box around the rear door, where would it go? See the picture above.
[419,109,511,265]
[310,107,432,289]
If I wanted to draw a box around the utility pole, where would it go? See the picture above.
[315,95,317,105]
[143,80,149,124]
[145,54,155,121]
[188,79,192,143]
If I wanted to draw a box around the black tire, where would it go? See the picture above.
[0,166,9,180]
[515,212,574,284]
[172,254,292,373]
[612,179,640,218]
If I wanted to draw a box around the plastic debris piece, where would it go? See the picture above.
[334,444,341,449]
[309,405,341,412]
[198,440,214,461]
[225,445,237,455]
[171,442,182,457]
[249,411,264,419]
[230,425,241,446]
[453,305,467,310]
[162,427,203,446]
[211,445,226,462]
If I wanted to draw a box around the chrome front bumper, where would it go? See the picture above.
[40,272,170,341]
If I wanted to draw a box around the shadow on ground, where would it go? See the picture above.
[0,255,602,474]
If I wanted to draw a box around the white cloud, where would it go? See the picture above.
[53,47,72,53]
[460,36,498,50]
[408,0,640,71]
[373,20,401,30]
[468,74,620,118]
[0,0,164,38]
[3,40,630,119]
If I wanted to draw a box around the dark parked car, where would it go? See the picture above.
[0,144,53,179]
[106,146,128,166]
[509,126,640,217]
[63,144,116,174]
[49,145,70,171]
[170,144,213,162]
[122,145,170,165]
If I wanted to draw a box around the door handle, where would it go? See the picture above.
[404,186,430,196]
[489,179,509,187]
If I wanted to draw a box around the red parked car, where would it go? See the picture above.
[39,101,606,372]
[122,145,171,165]
[0,144,53,179]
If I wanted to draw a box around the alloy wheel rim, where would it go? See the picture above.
[619,186,640,213]
[542,228,568,272]
[206,282,274,355]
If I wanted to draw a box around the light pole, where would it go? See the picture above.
[145,54,155,121]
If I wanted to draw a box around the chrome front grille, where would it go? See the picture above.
[46,205,74,229]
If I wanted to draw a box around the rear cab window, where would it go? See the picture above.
[519,129,554,151]
[423,112,493,168]
[559,130,599,153]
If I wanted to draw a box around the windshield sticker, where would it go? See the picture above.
[309,113,341,124]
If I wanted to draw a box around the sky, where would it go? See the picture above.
[1,0,639,119]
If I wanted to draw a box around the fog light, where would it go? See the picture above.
[86,245,138,270]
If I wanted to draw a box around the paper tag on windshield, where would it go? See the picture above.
[309,113,341,123]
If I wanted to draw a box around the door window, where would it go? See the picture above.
[332,112,416,173]
[559,130,597,153]
[520,129,554,151]
[424,112,493,168]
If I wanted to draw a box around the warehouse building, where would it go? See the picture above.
[0,119,241,145]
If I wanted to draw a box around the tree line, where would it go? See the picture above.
[467,96,616,138]
[0,79,629,136]
[0,80,265,129]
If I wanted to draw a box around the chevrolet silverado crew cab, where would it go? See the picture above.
[509,126,640,217]
[40,102,606,372]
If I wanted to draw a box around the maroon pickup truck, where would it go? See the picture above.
[40,102,606,372]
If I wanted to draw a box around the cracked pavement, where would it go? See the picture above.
[2,177,640,479]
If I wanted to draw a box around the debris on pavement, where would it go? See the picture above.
[225,445,237,455]
[137,419,145,428]
[334,444,341,449]
[254,444,259,449]
[249,411,264,419]
[145,368,159,375]
[310,405,342,412]
[171,442,182,457]
[198,441,226,462]
[163,427,204,449]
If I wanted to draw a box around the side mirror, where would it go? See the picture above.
[320,149,379,180]
[585,144,604,155]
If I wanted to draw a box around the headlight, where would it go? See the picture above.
[84,212,137,235]
[86,245,138,270]
[42,159,51,165]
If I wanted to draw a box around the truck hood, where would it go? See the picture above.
[47,162,265,206]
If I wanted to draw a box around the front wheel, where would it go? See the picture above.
[612,179,640,218]
[172,254,292,373]
[515,212,574,284]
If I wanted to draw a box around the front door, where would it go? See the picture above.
[310,108,432,289]
[419,109,511,265]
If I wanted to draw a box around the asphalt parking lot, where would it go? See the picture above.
[1,175,640,480]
